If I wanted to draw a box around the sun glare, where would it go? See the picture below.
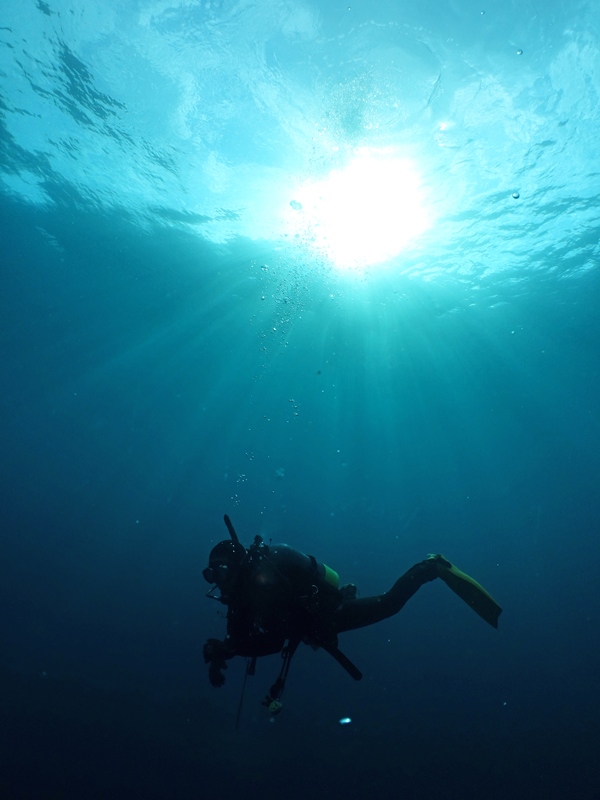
[288,149,430,270]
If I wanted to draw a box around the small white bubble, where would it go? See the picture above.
[339,717,352,725]
[516,49,523,55]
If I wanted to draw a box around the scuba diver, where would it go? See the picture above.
[203,515,502,716]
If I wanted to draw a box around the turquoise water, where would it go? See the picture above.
[1,1,600,798]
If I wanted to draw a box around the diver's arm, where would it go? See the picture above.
[203,618,285,688]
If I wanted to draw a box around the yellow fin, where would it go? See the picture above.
[439,563,502,628]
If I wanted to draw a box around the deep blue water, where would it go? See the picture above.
[2,1,600,799]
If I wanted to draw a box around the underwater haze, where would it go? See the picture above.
[1,0,600,798]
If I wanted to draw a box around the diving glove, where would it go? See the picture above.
[209,659,227,688]
[203,638,229,688]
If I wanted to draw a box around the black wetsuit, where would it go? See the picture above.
[207,543,439,676]
[205,530,500,692]
[333,558,439,633]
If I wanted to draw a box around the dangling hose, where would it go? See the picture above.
[235,657,256,731]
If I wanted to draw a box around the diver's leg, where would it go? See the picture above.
[333,558,440,633]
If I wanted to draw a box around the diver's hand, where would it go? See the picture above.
[203,638,230,688]
[203,638,225,663]
[209,659,227,688]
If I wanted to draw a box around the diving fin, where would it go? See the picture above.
[436,559,502,628]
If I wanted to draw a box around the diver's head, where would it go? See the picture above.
[203,540,245,590]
